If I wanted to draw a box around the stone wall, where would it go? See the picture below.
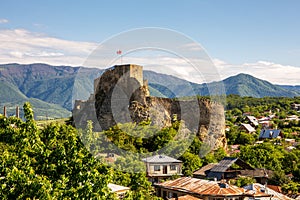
[72,64,226,149]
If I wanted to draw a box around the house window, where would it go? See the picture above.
[170,165,176,170]
[154,165,161,171]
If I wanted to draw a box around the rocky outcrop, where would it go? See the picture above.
[73,64,226,150]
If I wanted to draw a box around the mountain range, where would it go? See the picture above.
[0,63,299,119]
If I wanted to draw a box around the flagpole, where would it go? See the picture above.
[116,50,122,65]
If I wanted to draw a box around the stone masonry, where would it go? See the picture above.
[72,64,226,149]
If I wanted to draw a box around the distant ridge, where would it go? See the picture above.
[0,63,299,118]
[145,72,300,98]
[221,73,300,97]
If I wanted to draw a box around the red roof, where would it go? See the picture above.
[267,185,282,193]
[156,177,245,197]
[170,195,202,200]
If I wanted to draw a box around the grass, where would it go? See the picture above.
[36,118,70,128]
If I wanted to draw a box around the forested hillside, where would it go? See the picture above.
[1,63,299,119]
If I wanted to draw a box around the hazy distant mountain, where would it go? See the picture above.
[145,72,300,98]
[221,73,300,97]
[0,63,102,118]
[278,85,300,94]
[0,63,299,119]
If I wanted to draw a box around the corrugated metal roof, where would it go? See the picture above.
[193,163,218,176]
[241,123,256,132]
[247,116,259,126]
[259,129,281,139]
[108,183,130,193]
[142,154,182,163]
[208,157,254,174]
[156,177,245,197]
[243,183,292,200]
[170,195,202,200]
[210,157,238,172]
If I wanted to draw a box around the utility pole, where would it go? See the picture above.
[16,106,20,118]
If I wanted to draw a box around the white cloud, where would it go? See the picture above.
[0,29,97,66]
[182,42,203,51]
[213,59,300,85]
[0,19,8,24]
[0,28,299,85]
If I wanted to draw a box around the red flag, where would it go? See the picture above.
[116,50,122,55]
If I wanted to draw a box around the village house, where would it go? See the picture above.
[229,144,241,154]
[193,157,272,184]
[155,177,246,200]
[285,138,296,144]
[286,115,299,121]
[142,154,182,184]
[108,183,130,199]
[204,157,254,181]
[245,116,259,127]
[193,163,218,179]
[155,177,292,200]
[259,129,283,140]
[240,123,256,133]
[291,103,300,111]
[258,116,272,128]
[243,183,292,200]
[242,112,252,116]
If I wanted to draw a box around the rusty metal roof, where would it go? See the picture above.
[170,195,202,200]
[156,177,245,197]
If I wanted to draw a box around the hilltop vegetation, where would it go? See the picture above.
[1,63,300,119]
[0,103,160,200]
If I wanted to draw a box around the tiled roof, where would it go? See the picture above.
[142,154,182,163]
[243,183,292,200]
[156,177,245,197]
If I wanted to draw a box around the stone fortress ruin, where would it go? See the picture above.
[72,64,226,149]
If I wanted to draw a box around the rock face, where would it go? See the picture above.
[73,64,226,150]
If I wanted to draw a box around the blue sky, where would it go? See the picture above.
[1,0,300,84]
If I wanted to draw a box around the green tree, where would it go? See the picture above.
[0,103,116,199]
[238,143,284,171]
[235,176,256,187]
[236,132,256,145]
[180,152,202,176]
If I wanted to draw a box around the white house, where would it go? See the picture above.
[142,154,182,183]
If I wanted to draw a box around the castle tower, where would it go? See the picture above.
[94,64,146,130]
